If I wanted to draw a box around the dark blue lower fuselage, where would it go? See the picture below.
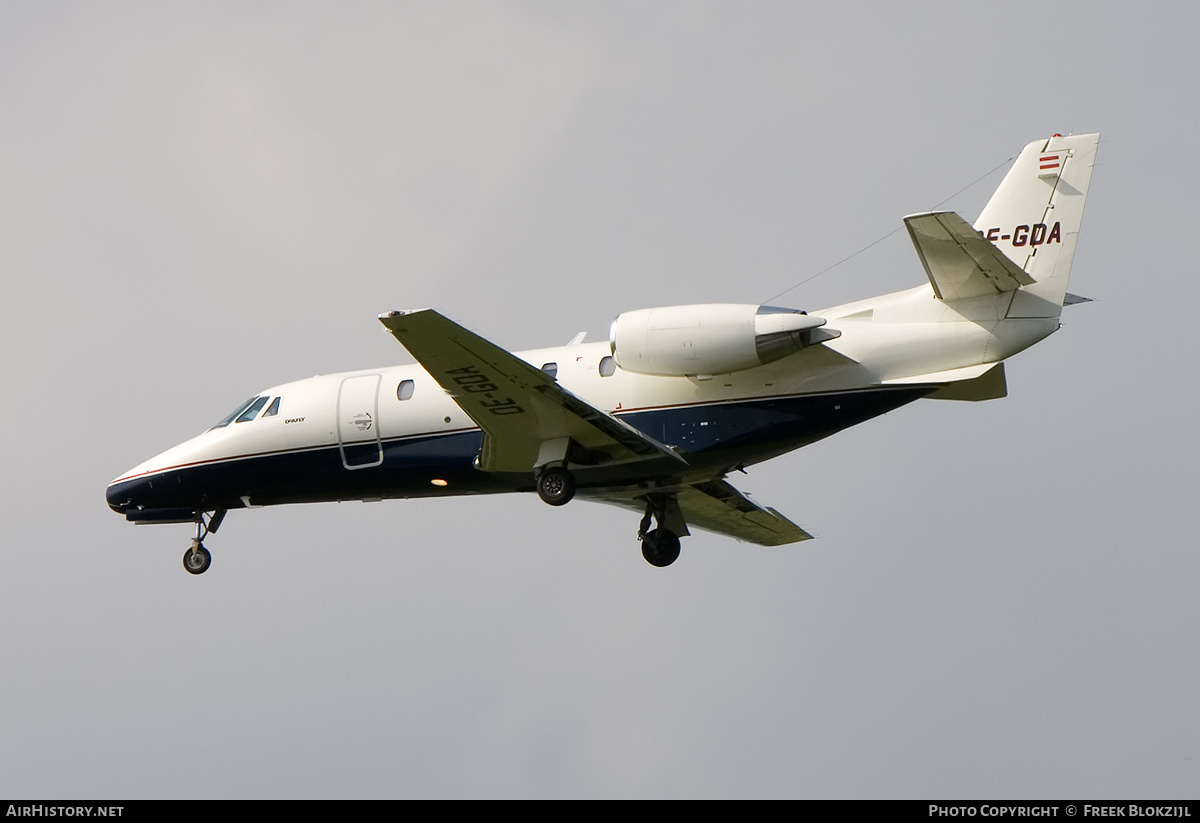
[107,386,931,518]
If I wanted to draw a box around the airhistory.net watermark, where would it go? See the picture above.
[6,807,123,817]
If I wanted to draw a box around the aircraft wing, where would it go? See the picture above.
[587,477,814,547]
[904,211,1035,300]
[378,309,685,473]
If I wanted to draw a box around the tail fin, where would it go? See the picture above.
[974,133,1100,317]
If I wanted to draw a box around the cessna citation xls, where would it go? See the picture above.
[107,133,1099,574]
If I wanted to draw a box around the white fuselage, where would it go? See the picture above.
[107,281,1056,516]
[105,132,1097,574]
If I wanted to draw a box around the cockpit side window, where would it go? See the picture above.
[262,397,281,417]
[235,396,271,423]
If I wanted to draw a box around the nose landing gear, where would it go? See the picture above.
[183,541,212,575]
[182,510,225,575]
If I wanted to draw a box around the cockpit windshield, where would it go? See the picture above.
[210,395,281,430]
[235,396,271,423]
[211,397,259,429]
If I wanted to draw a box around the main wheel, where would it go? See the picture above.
[641,529,681,567]
[536,466,576,506]
[183,543,212,575]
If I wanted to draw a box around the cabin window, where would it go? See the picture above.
[262,397,281,417]
[235,396,271,423]
[541,362,558,378]
[598,356,616,377]
[397,379,415,401]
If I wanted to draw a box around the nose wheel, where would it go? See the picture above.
[183,541,212,575]
[180,510,224,575]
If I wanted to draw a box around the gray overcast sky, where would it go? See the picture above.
[3,1,1198,799]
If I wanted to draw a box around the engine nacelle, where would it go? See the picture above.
[609,304,828,377]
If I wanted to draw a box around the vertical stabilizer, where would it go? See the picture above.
[973,133,1099,317]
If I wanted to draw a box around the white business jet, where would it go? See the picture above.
[107,133,1099,574]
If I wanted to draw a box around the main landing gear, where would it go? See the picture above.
[532,464,687,568]
[536,465,576,506]
[637,494,685,568]
[182,510,225,575]
[640,528,681,567]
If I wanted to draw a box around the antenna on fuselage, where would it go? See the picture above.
[763,152,1017,305]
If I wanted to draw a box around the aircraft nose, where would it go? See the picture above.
[106,474,198,523]
[107,468,158,516]
[106,476,134,514]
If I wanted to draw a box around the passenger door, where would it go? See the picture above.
[337,374,383,469]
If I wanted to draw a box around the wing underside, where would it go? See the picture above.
[586,478,813,547]
[379,309,811,547]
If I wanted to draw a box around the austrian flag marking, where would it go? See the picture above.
[1037,150,1067,179]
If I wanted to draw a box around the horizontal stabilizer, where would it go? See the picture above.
[1063,292,1092,306]
[905,211,1035,301]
